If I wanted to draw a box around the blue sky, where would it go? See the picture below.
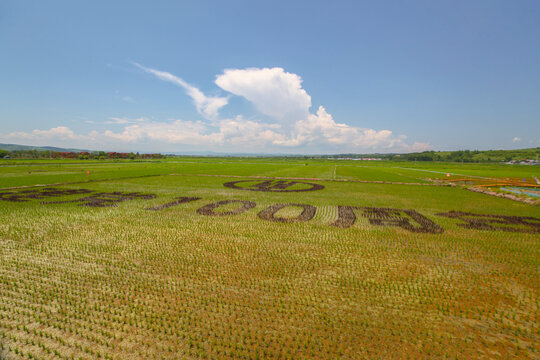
[1,0,539,153]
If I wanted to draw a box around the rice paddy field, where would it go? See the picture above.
[0,158,538,359]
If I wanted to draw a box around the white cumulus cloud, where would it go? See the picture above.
[215,67,311,123]
[213,67,427,152]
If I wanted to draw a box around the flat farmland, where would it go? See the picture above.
[0,159,538,359]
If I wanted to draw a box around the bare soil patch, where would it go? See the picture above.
[43,192,156,207]
[197,200,256,216]
[0,187,92,202]
[331,206,443,233]
[146,197,202,211]
[437,211,540,233]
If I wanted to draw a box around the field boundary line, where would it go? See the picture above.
[169,173,450,186]
[392,166,495,180]
[0,172,457,191]
[0,160,163,167]
[0,173,165,190]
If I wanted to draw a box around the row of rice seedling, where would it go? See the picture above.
[0,164,538,359]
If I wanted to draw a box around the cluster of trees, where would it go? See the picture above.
[2,147,538,163]
[0,149,163,160]
[323,148,540,163]
[391,149,539,162]
[390,150,479,162]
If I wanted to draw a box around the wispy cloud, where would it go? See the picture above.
[104,117,147,125]
[1,119,429,153]
[133,62,228,120]
[7,126,81,141]
[1,66,433,153]
[512,137,521,143]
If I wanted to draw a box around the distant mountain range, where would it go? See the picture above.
[0,143,90,153]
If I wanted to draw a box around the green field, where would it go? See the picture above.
[0,158,538,359]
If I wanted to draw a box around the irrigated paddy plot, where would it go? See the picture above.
[0,159,538,359]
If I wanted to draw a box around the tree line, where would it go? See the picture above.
[0,149,163,160]
[321,148,540,163]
